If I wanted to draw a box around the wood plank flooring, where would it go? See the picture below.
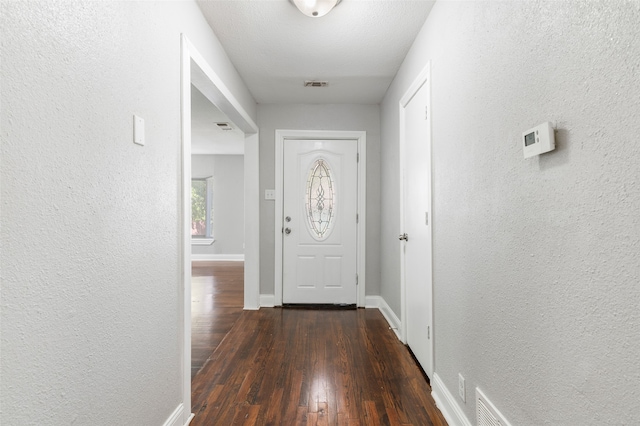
[191,261,447,425]
[190,262,447,426]
[191,261,244,379]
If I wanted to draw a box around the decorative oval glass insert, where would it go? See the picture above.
[305,159,336,240]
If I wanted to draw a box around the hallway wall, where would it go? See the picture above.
[257,104,381,298]
[191,154,245,256]
[381,1,640,424]
[0,2,256,425]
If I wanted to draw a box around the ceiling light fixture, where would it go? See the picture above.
[290,0,341,18]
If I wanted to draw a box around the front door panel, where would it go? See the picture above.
[283,140,358,304]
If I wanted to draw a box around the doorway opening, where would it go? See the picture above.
[180,34,259,424]
[189,84,246,381]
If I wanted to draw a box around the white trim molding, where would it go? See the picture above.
[364,295,382,309]
[259,294,276,308]
[163,404,187,426]
[431,373,473,426]
[191,254,245,262]
[179,34,194,426]
[180,33,259,426]
[274,129,367,307]
[191,238,215,246]
[365,295,402,340]
[243,132,260,310]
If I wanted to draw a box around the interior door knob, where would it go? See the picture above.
[285,228,292,235]
[398,233,408,241]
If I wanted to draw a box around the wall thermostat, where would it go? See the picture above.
[522,122,555,158]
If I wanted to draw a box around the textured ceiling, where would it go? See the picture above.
[197,0,435,104]
[191,85,245,155]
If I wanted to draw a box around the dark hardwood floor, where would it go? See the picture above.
[191,261,244,379]
[190,262,447,425]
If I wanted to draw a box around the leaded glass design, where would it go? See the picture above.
[305,159,336,240]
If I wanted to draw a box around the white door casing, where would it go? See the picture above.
[274,130,367,307]
[180,34,259,425]
[400,62,434,378]
[282,140,358,304]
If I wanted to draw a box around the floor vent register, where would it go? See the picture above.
[476,387,512,426]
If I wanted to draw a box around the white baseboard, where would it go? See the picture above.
[258,294,401,333]
[364,295,381,309]
[191,254,244,262]
[185,413,195,425]
[244,305,260,311]
[163,404,185,426]
[259,294,275,308]
[365,295,402,341]
[431,373,472,426]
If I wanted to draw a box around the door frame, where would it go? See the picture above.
[399,62,434,375]
[274,130,367,307]
[180,34,259,424]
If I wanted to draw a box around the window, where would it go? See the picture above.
[191,177,214,241]
[305,158,336,240]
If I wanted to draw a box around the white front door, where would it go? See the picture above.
[282,139,358,304]
[401,77,433,377]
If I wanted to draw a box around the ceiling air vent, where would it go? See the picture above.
[304,80,329,87]
[216,122,233,131]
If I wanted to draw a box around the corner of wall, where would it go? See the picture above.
[365,295,402,341]
[163,404,191,426]
[431,373,472,426]
[259,294,275,308]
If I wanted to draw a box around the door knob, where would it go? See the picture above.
[285,216,291,222]
[285,228,292,235]
[398,233,408,241]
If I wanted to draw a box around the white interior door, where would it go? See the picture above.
[402,78,433,377]
[282,139,358,304]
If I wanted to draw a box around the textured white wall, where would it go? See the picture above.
[191,155,245,255]
[0,1,255,425]
[257,104,381,297]
[381,1,640,424]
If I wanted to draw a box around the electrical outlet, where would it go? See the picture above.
[458,373,466,403]
[265,189,276,200]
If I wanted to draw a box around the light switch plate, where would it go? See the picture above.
[134,115,145,146]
